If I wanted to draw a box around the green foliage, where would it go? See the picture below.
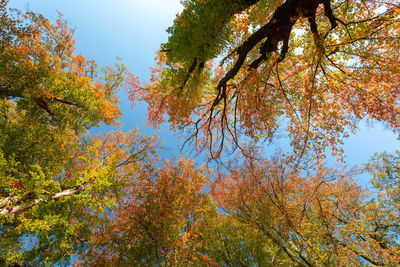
[368,150,400,242]
[163,0,247,64]
[0,3,153,265]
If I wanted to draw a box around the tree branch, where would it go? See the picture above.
[213,0,337,107]
[0,185,87,218]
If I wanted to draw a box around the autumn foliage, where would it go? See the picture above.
[2,0,400,266]
[128,0,400,160]
[0,1,153,264]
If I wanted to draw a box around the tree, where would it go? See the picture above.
[211,154,400,265]
[128,0,400,158]
[77,157,214,266]
[367,148,400,259]
[0,2,156,264]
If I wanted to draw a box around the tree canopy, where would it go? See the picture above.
[0,2,156,264]
[2,0,400,266]
[129,0,400,159]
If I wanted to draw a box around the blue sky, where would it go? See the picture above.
[9,0,399,185]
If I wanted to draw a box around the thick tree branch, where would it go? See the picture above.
[0,185,87,218]
[214,0,338,107]
[1,86,82,114]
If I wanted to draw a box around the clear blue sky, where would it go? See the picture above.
[9,0,399,185]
